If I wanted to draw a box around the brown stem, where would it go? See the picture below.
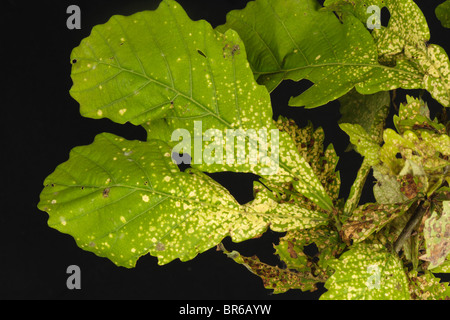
[393,201,428,253]
[391,89,398,112]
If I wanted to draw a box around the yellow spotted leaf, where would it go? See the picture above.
[38,133,328,267]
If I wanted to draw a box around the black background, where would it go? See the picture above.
[2,0,449,300]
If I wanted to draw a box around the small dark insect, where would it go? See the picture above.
[231,44,240,56]
[222,44,240,58]
[103,188,110,198]
[197,49,207,58]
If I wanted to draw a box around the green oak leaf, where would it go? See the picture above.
[377,96,450,199]
[70,0,257,127]
[339,123,380,166]
[393,96,446,135]
[341,159,372,221]
[363,0,450,107]
[217,0,450,108]
[436,0,450,28]
[338,90,390,215]
[338,90,390,144]
[323,0,450,107]
[38,133,329,267]
[321,243,410,300]
[69,0,334,211]
[420,201,450,269]
[273,117,341,203]
[380,129,450,182]
[321,0,387,23]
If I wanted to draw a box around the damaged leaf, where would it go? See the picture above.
[420,201,450,269]
[393,96,446,135]
[38,133,328,267]
[219,243,323,293]
[321,244,410,300]
[275,226,345,282]
[339,123,381,166]
[373,164,409,204]
[326,0,450,107]
[341,202,412,244]
[338,90,390,144]
[408,271,450,300]
[218,0,450,107]
[274,117,341,203]
[339,90,390,215]
[69,0,335,211]
[37,0,450,300]
[374,96,450,200]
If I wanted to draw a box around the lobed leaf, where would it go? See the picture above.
[38,133,328,267]
[340,202,412,244]
[375,96,450,200]
[408,271,450,300]
[219,244,323,293]
[420,201,450,269]
[436,0,450,28]
[69,0,334,211]
[218,0,450,108]
[274,117,341,202]
[338,90,390,144]
[393,96,446,135]
[275,226,345,279]
[430,256,450,273]
[339,90,390,214]
[339,123,380,166]
[70,0,264,128]
[372,165,408,204]
[321,243,410,300]
[326,0,450,107]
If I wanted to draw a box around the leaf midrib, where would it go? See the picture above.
[71,58,233,127]
[252,61,422,78]
[50,183,326,221]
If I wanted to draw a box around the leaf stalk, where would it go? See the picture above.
[393,200,429,254]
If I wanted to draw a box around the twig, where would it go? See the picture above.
[391,89,398,112]
[393,201,428,253]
